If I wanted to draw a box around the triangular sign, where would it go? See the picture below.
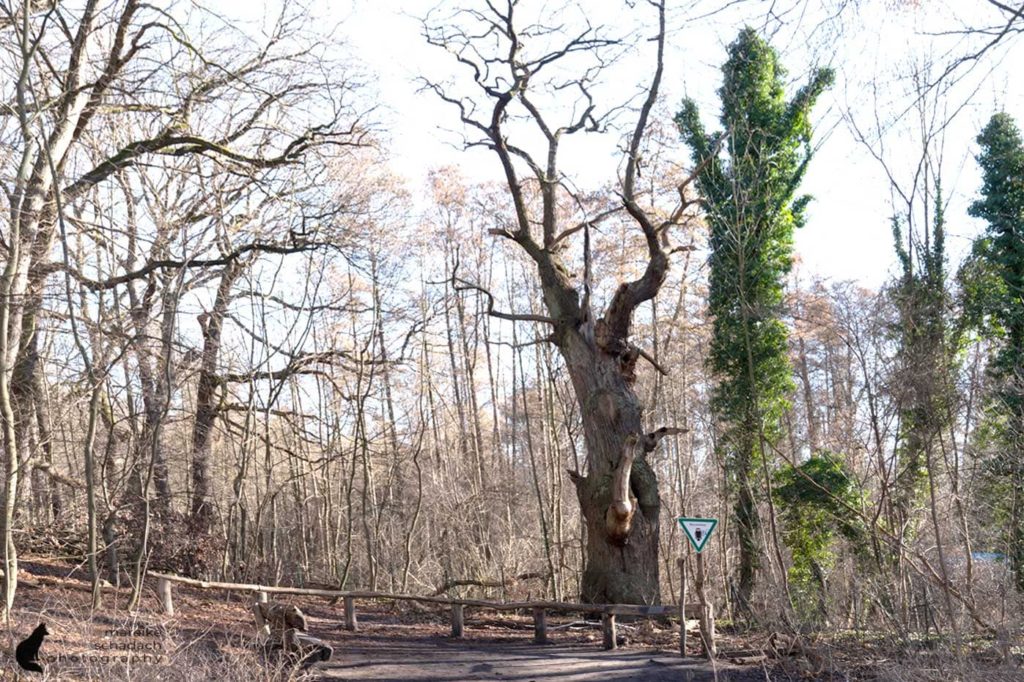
[678,517,717,553]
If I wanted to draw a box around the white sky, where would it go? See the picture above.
[242,0,1024,290]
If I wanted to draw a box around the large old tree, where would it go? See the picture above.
[425,0,691,604]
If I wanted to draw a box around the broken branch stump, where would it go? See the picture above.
[290,631,334,663]
[253,601,332,664]
[252,602,269,636]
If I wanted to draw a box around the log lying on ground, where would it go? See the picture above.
[431,572,547,596]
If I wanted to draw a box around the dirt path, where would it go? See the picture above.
[315,635,765,681]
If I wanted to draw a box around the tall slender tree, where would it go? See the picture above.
[966,112,1024,591]
[889,192,955,553]
[676,27,833,615]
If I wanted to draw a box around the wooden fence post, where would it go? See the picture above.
[532,607,547,644]
[157,578,174,616]
[601,613,617,650]
[344,596,358,631]
[451,603,464,638]
[257,591,268,603]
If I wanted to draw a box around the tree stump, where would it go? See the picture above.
[252,601,332,666]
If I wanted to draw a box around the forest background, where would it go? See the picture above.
[0,0,1023,652]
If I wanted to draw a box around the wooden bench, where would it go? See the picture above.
[251,598,333,665]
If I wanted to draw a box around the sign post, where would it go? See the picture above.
[677,517,717,658]
[677,555,687,657]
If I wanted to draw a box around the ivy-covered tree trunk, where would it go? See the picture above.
[677,28,833,616]
[1010,373,1024,593]
[774,453,862,627]
[966,112,1024,591]
[889,198,954,561]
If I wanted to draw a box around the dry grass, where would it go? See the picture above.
[3,556,1022,680]
[2,557,319,681]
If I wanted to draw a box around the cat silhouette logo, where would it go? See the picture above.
[15,622,48,673]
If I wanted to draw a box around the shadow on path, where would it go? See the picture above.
[315,636,764,681]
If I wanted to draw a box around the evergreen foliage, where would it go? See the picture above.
[888,188,955,546]
[676,27,833,612]
[964,112,1024,591]
[774,453,863,625]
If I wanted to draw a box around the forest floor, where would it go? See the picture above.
[310,606,765,681]
[0,557,1020,681]
[316,634,759,681]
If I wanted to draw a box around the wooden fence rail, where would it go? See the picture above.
[149,571,701,651]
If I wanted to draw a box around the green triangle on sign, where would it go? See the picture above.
[678,517,717,553]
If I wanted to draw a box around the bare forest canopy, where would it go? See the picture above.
[0,0,1023,653]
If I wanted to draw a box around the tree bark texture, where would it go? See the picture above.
[562,332,661,605]
[191,262,244,537]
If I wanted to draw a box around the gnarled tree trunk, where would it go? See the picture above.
[563,333,660,603]
[428,0,684,605]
